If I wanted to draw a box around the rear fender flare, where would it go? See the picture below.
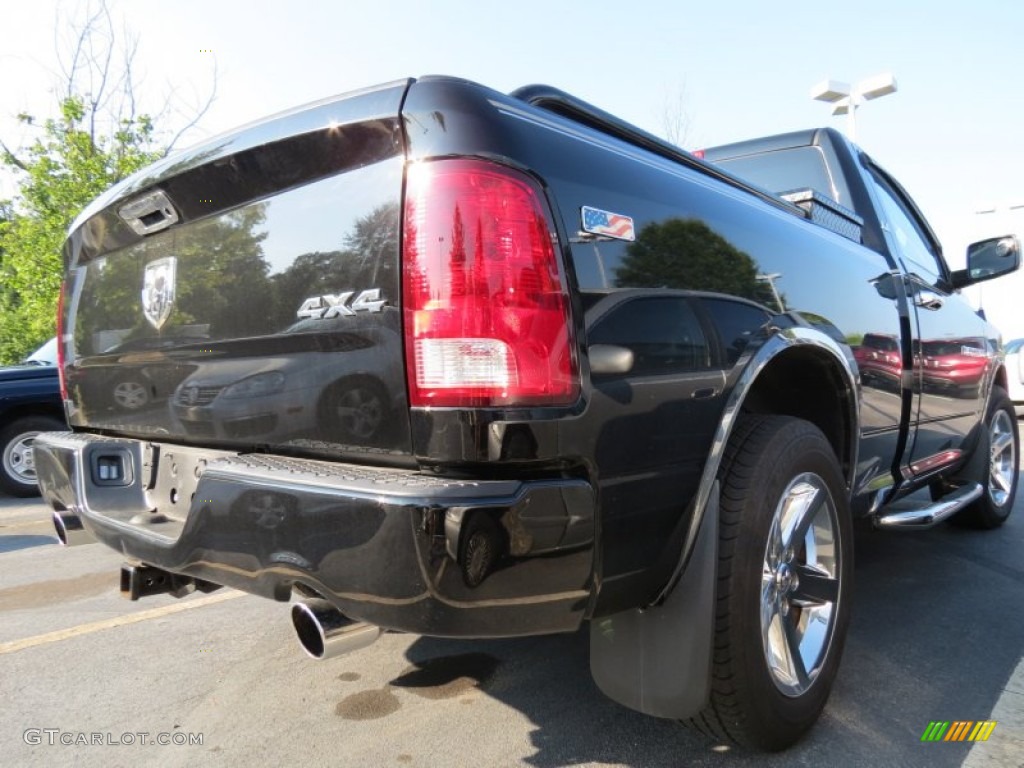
[654,325,859,605]
[588,326,859,719]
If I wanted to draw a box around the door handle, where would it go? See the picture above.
[914,291,944,310]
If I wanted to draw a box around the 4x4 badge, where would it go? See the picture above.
[142,256,177,329]
[296,289,386,319]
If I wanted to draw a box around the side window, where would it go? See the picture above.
[870,171,943,285]
[699,297,772,365]
[590,297,711,375]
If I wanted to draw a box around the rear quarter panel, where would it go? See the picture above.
[401,78,905,609]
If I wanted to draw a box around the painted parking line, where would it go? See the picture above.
[0,589,245,656]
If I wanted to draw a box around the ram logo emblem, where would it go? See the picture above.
[142,256,177,330]
[296,289,386,319]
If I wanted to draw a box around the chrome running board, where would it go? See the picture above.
[873,483,983,530]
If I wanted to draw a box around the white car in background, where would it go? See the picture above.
[1006,338,1024,416]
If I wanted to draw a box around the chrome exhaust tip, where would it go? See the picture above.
[291,598,381,660]
[52,508,92,547]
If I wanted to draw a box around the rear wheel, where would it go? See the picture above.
[688,415,853,750]
[0,416,65,497]
[953,387,1018,529]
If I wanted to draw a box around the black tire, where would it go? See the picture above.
[687,415,853,750]
[0,415,64,497]
[952,387,1019,529]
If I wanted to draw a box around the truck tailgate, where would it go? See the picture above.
[61,80,413,460]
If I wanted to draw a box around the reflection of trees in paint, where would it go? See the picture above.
[78,199,403,348]
[76,204,271,350]
[616,218,777,306]
[343,202,400,287]
[175,206,273,336]
[271,202,399,328]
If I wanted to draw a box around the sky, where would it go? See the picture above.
[2,0,1023,336]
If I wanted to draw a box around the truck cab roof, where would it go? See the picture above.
[702,127,855,209]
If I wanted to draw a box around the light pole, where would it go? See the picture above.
[756,272,784,312]
[810,73,897,141]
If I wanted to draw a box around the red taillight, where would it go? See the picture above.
[691,149,706,160]
[402,158,578,407]
[56,281,68,403]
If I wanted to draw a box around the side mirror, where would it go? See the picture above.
[951,235,1021,288]
[589,344,634,375]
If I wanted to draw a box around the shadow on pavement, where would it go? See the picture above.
[401,478,1023,767]
[0,534,55,553]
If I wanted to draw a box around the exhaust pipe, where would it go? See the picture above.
[52,508,93,547]
[291,598,381,660]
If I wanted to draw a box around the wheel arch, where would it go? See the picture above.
[652,326,859,605]
[742,345,857,481]
[589,327,859,723]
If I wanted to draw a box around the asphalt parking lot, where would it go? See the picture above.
[1,468,1022,768]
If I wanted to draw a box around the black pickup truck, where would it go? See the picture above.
[33,76,1020,750]
[0,339,64,496]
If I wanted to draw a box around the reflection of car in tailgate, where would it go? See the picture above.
[171,312,403,445]
[72,335,209,413]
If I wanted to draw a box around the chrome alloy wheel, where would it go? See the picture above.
[761,472,841,697]
[2,431,40,487]
[988,410,1017,507]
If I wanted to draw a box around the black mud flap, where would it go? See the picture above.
[589,481,718,719]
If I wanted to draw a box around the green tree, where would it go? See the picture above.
[270,202,401,329]
[0,0,215,364]
[74,205,272,352]
[0,97,160,362]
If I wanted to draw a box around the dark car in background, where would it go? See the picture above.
[0,339,65,496]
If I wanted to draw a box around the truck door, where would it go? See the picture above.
[865,165,992,476]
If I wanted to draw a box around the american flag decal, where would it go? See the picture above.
[581,206,635,241]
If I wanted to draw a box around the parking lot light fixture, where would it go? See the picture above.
[810,73,897,141]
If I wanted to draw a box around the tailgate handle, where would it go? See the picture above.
[118,189,179,236]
